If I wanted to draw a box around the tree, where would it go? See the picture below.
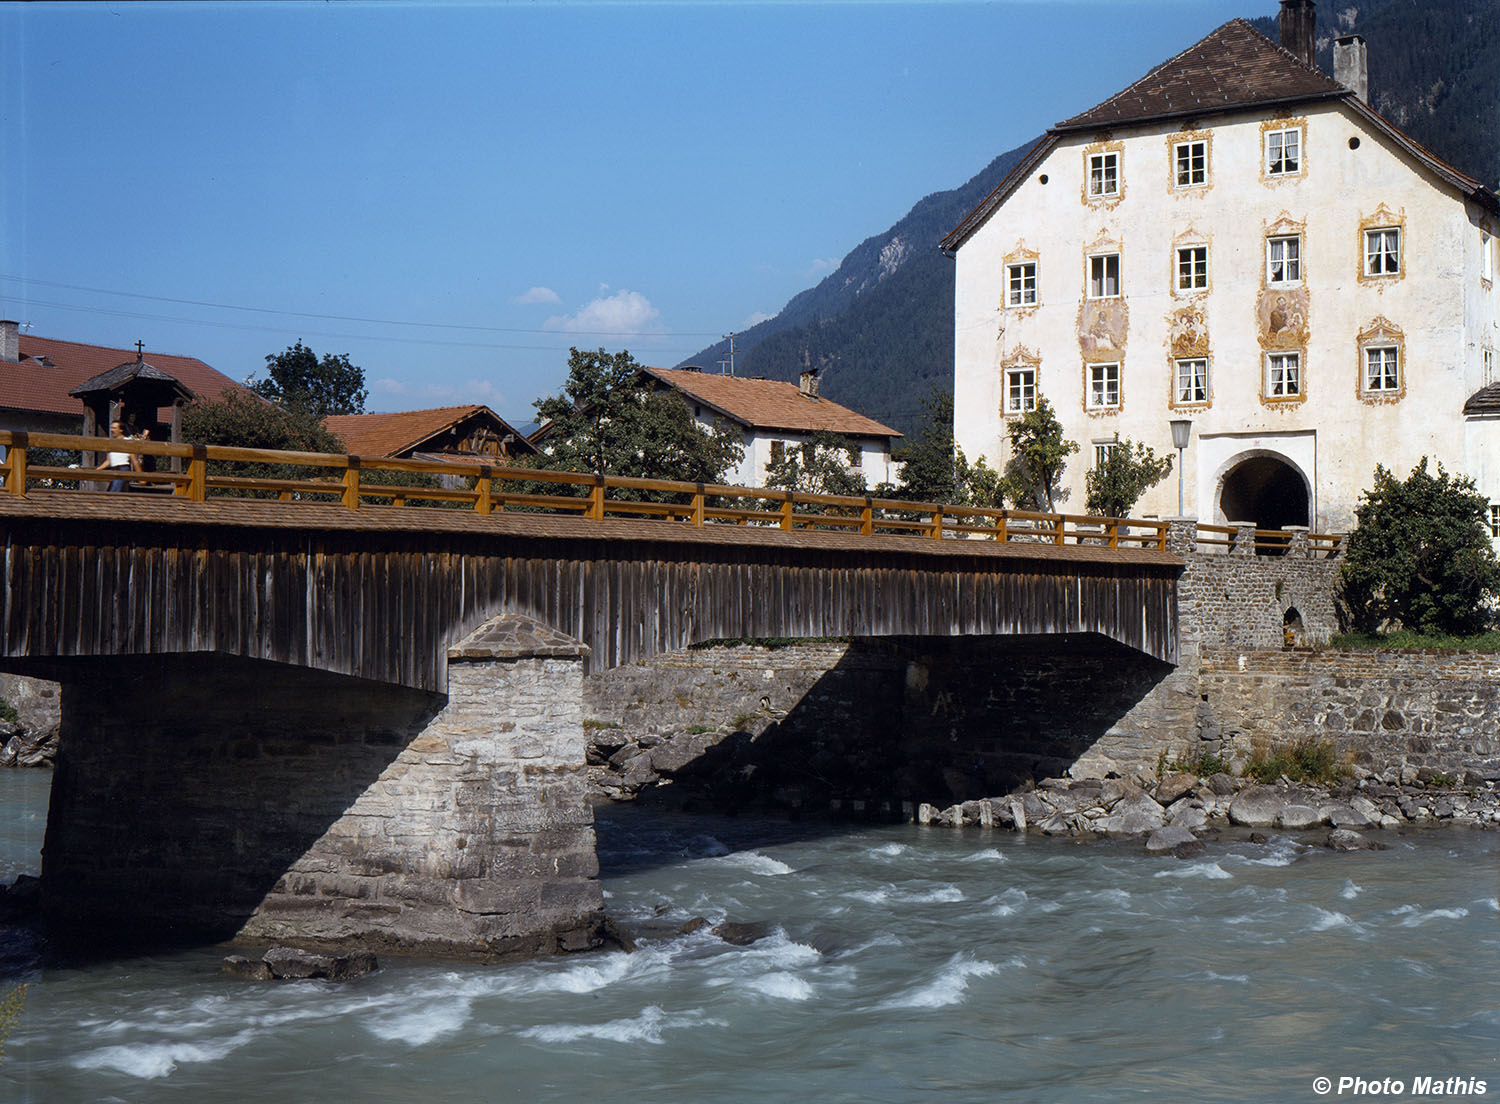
[764,431,868,496]
[998,398,1077,512]
[1084,435,1173,518]
[1339,458,1500,636]
[254,341,368,416]
[890,386,964,503]
[531,347,743,486]
[183,391,345,454]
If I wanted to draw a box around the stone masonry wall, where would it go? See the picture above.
[44,645,604,960]
[1194,648,1500,782]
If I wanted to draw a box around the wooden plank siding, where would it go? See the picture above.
[0,497,1180,692]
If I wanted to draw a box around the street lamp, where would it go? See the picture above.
[1169,418,1193,517]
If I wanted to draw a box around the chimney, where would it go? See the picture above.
[798,369,820,399]
[1334,34,1368,101]
[0,320,18,363]
[1279,0,1317,68]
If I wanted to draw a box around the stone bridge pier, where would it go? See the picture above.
[38,615,605,960]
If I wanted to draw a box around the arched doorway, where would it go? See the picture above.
[1218,453,1310,530]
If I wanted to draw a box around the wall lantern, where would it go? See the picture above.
[1169,418,1193,516]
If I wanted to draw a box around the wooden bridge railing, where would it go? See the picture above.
[0,430,1178,552]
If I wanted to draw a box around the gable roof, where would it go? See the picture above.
[941,19,1499,253]
[642,367,901,440]
[1,334,250,418]
[323,404,536,458]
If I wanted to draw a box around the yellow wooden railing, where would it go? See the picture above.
[0,430,1183,551]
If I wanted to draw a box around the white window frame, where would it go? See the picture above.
[1174,357,1208,404]
[1267,235,1302,285]
[1265,127,1301,176]
[1004,368,1037,414]
[1484,232,1494,282]
[1485,348,1494,384]
[1266,351,1302,398]
[1006,261,1038,307]
[1490,503,1500,539]
[1087,363,1120,410]
[1174,140,1207,188]
[1093,440,1118,469]
[1364,228,1400,276]
[1088,253,1121,299]
[1363,345,1400,392]
[1088,152,1119,197]
[1176,246,1208,292]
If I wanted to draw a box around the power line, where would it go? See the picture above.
[0,273,728,340]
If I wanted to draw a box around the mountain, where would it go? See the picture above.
[679,0,1497,440]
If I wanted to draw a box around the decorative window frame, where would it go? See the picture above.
[1263,349,1306,405]
[1266,233,1303,287]
[1358,204,1405,286]
[1000,348,1042,419]
[1002,242,1041,312]
[1175,244,1209,294]
[1356,317,1406,403]
[1168,130,1212,192]
[1170,355,1211,410]
[1081,138,1126,208]
[1084,361,1121,414]
[1260,117,1306,182]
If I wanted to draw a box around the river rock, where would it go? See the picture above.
[221,955,274,980]
[1206,772,1239,796]
[1096,792,1166,836]
[1323,802,1375,830]
[1326,829,1385,852]
[1166,801,1209,830]
[711,921,770,946]
[1277,804,1324,830]
[1229,786,1285,828]
[650,730,725,775]
[1154,772,1198,806]
[1145,825,1203,857]
[262,946,379,981]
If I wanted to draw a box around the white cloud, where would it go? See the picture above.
[742,311,774,328]
[805,256,842,279]
[544,289,665,336]
[513,286,562,305]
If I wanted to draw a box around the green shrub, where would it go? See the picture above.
[1328,630,1500,652]
[0,699,17,725]
[1170,747,1231,778]
[582,718,621,731]
[1244,736,1346,785]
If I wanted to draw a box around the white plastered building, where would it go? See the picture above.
[943,3,1500,539]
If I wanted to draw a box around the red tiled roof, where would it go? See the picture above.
[324,405,535,458]
[643,368,901,439]
[1055,19,1343,132]
[1,334,250,417]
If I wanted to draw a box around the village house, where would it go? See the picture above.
[323,405,536,468]
[641,366,902,489]
[942,2,1500,539]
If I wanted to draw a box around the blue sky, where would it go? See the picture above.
[1,0,1274,420]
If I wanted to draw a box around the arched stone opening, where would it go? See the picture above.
[1218,453,1310,531]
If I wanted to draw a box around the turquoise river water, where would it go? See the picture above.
[0,769,1496,1103]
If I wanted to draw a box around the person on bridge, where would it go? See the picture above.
[96,420,139,492]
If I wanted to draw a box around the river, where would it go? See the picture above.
[0,769,1496,1103]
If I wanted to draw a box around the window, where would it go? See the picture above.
[1266,352,1301,398]
[1005,368,1036,414]
[1087,363,1120,409]
[1486,348,1494,384]
[1266,127,1301,175]
[1267,235,1301,285]
[1484,233,1494,282]
[1363,346,1400,392]
[769,440,785,464]
[1177,246,1207,292]
[1094,440,1118,469]
[1089,253,1121,298]
[1174,140,1207,187]
[1007,262,1037,306]
[1088,152,1119,197]
[1364,228,1400,276]
[1490,504,1500,539]
[1175,358,1208,404]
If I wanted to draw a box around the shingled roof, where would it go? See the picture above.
[643,368,901,440]
[1463,383,1500,417]
[941,18,1500,253]
[324,404,536,458]
[1054,18,1344,132]
[0,333,250,418]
